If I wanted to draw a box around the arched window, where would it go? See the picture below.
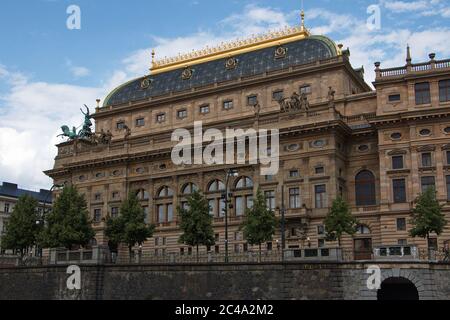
[156,186,174,224]
[158,186,174,198]
[234,176,254,217]
[135,189,149,201]
[235,176,253,189]
[207,180,226,218]
[208,179,225,192]
[355,170,376,206]
[181,183,198,195]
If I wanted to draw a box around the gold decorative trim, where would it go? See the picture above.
[150,25,311,75]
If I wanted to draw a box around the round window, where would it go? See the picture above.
[313,140,325,148]
[358,145,369,152]
[287,144,300,152]
[419,129,431,136]
[444,127,450,134]
[390,132,402,140]
[95,172,104,178]
[136,168,145,174]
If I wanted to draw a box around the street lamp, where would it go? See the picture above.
[222,168,239,263]
[277,185,286,262]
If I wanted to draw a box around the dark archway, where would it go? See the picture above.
[377,277,419,300]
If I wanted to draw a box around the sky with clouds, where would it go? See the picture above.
[0,0,449,191]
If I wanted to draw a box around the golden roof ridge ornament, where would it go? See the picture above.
[150,11,312,75]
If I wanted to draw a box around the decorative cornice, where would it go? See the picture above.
[150,21,313,75]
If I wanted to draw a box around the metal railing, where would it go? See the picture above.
[1,247,449,268]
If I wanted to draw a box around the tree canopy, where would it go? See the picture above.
[178,190,215,255]
[324,197,359,246]
[410,187,446,243]
[1,195,40,256]
[39,185,95,249]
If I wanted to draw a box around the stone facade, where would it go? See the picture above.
[44,26,450,259]
[0,262,449,300]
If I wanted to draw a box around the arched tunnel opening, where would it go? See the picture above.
[377,277,419,300]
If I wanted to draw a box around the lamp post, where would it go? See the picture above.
[223,168,239,263]
[280,185,286,262]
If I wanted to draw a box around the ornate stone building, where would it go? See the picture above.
[45,14,450,259]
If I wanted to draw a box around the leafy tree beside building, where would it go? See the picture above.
[410,187,447,249]
[240,189,277,260]
[105,191,155,260]
[38,185,94,250]
[324,197,359,247]
[178,190,215,259]
[0,195,40,256]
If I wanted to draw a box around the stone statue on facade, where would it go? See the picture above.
[278,91,309,113]
[78,105,94,139]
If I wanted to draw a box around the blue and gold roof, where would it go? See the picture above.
[104,14,340,107]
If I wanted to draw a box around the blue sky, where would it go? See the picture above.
[1,0,450,190]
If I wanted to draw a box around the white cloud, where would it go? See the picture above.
[66,59,90,78]
[384,1,428,12]
[1,4,450,191]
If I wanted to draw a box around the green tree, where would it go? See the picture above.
[105,192,155,261]
[240,189,277,260]
[0,195,40,256]
[178,190,215,260]
[324,197,359,247]
[410,187,447,249]
[39,185,95,250]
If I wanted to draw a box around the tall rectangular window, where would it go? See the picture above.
[158,205,165,223]
[265,191,275,210]
[235,196,244,216]
[421,153,432,167]
[447,176,450,201]
[397,218,406,231]
[393,179,407,203]
[415,82,431,105]
[289,188,300,209]
[111,207,119,218]
[439,79,450,102]
[315,185,327,209]
[4,203,10,214]
[421,176,436,193]
[167,204,173,222]
[447,151,450,165]
[208,199,216,216]
[94,209,102,222]
[246,196,254,209]
[219,199,226,218]
[392,156,404,170]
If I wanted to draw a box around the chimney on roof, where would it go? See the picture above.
[2,182,18,190]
